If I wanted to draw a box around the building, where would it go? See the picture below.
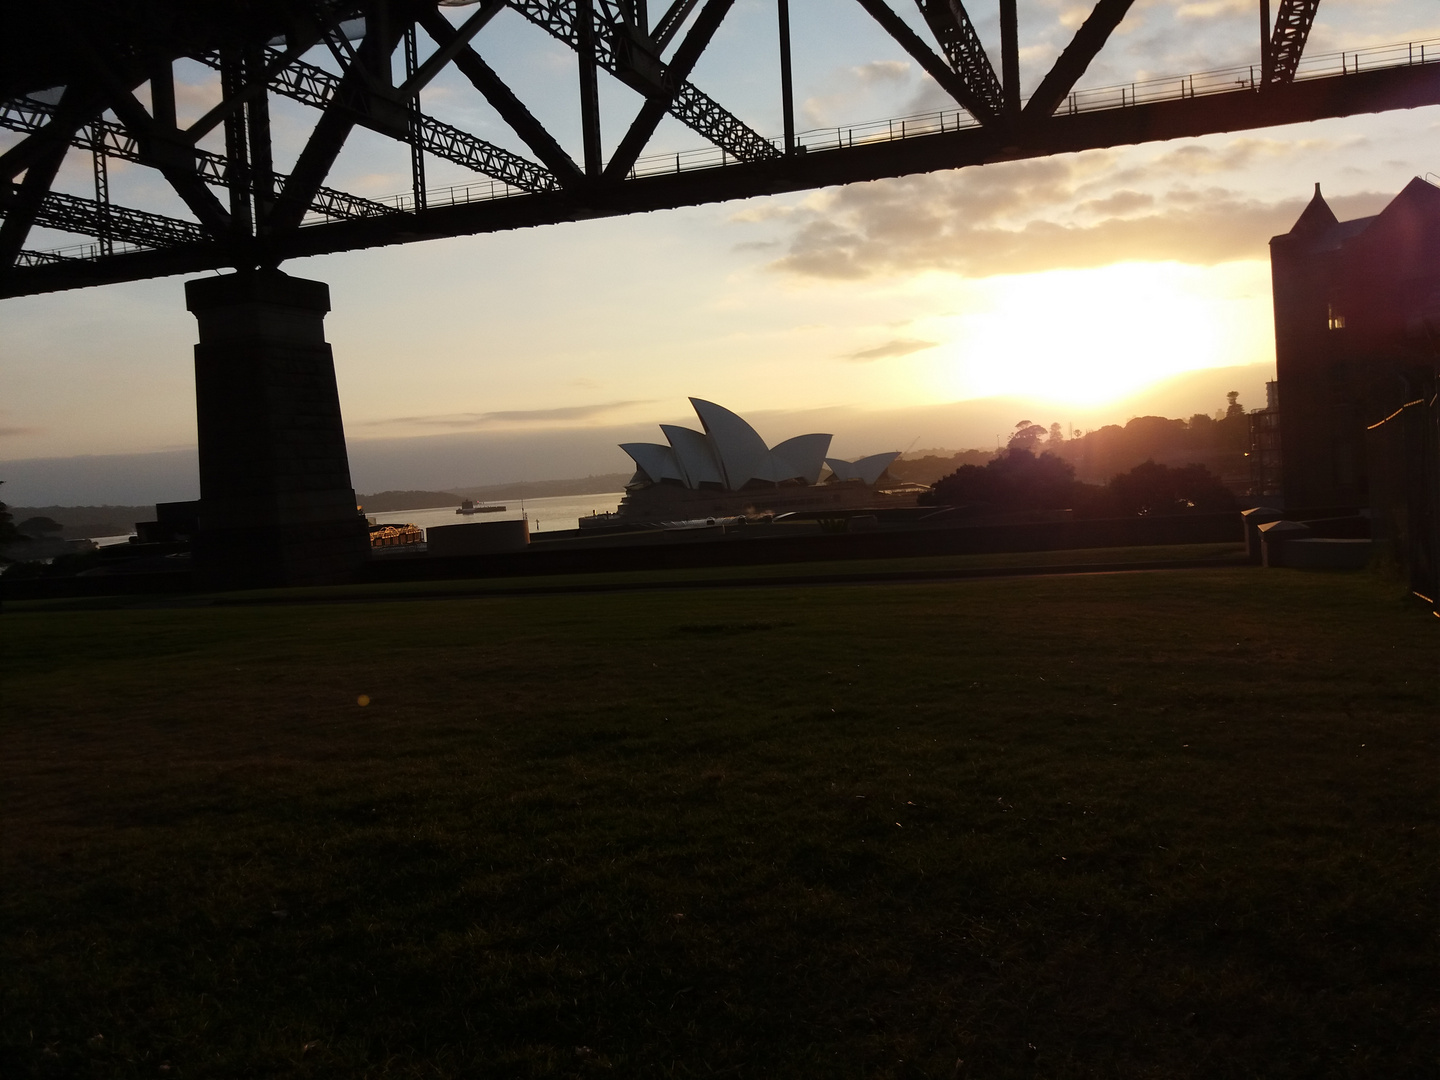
[1246,380,1282,498]
[1269,178,1440,509]
[617,398,908,519]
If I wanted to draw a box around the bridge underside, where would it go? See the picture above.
[4,0,1439,299]
[6,60,1438,298]
[9,61,1438,298]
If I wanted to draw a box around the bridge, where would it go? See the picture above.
[3,0,1437,585]
[5,0,1439,296]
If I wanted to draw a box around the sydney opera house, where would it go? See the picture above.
[616,398,912,520]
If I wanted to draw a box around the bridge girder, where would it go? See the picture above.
[1,0,1438,298]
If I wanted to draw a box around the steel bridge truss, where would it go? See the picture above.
[1,0,1438,297]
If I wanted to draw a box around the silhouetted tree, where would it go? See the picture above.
[1107,460,1237,515]
[0,482,21,546]
[1052,397,1251,489]
[17,516,62,538]
[886,449,995,487]
[923,447,1078,510]
[1008,420,1049,453]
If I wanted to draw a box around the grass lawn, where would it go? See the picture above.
[1,564,1435,1077]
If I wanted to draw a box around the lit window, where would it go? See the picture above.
[1327,303,1346,330]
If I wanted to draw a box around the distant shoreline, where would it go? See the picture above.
[8,472,635,533]
[356,475,632,512]
[449,473,631,502]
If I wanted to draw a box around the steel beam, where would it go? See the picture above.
[577,0,604,178]
[853,0,997,126]
[0,96,393,222]
[999,0,1019,121]
[778,0,795,154]
[1267,0,1321,85]
[78,44,233,237]
[29,187,209,249]
[604,0,738,181]
[652,0,701,49]
[415,7,584,186]
[914,0,1004,123]
[507,0,780,161]
[1023,0,1136,122]
[211,50,559,194]
[0,144,67,272]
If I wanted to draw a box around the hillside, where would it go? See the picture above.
[451,473,631,501]
[7,505,154,540]
[356,490,461,512]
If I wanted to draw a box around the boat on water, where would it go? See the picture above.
[456,498,506,515]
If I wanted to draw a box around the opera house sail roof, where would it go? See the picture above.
[620,399,901,494]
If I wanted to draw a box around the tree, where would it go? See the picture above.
[1008,419,1049,453]
[0,482,22,546]
[17,516,62,538]
[924,447,1078,510]
[1047,423,1065,448]
[1107,460,1237,515]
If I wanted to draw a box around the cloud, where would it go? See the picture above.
[1076,189,1156,216]
[730,203,796,223]
[1175,0,1251,21]
[759,150,1402,281]
[844,338,940,362]
[853,60,911,85]
[802,61,915,127]
[0,426,43,438]
[771,195,1303,279]
[359,400,654,430]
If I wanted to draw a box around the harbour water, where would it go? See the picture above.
[366,491,624,535]
[83,491,626,546]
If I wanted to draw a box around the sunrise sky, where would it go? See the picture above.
[2,0,1438,502]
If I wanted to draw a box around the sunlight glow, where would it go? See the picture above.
[928,261,1273,407]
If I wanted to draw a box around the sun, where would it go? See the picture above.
[929,261,1274,408]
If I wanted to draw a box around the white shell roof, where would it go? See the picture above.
[620,442,684,484]
[622,400,839,491]
[660,424,725,488]
[690,398,772,490]
[769,434,832,485]
[825,451,901,485]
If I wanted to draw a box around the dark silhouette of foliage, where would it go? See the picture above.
[17,516,62,538]
[1031,395,1253,485]
[0,549,103,580]
[917,395,1256,516]
[1007,419,1049,453]
[0,482,22,547]
[922,451,1238,519]
[1107,460,1238,516]
[887,449,995,487]
[922,447,1078,510]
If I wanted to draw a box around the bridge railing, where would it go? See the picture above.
[1062,37,1439,114]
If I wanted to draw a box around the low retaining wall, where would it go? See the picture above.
[4,513,1246,598]
[370,513,1243,583]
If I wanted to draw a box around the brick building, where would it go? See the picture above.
[1268,178,1440,509]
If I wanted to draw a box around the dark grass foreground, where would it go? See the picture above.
[1,567,1435,1078]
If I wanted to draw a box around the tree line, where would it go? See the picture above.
[918,394,1254,517]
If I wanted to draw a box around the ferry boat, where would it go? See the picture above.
[456,498,506,515]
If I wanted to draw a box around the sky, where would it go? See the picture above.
[2,0,1438,505]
